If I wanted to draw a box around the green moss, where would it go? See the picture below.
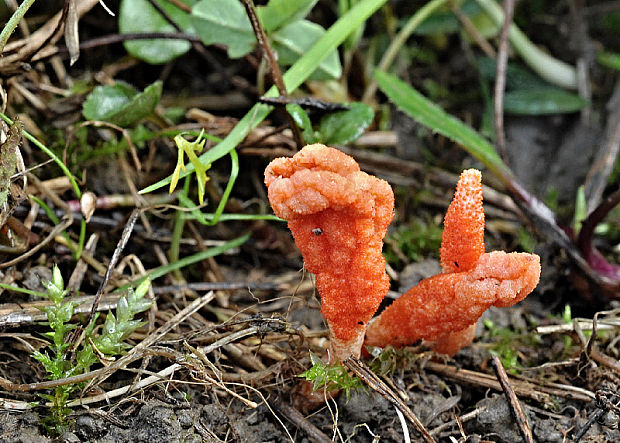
[384,217,443,267]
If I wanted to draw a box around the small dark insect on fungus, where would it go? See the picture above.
[312,228,323,236]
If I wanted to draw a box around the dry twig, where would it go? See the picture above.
[424,361,595,403]
[273,398,332,443]
[491,355,534,443]
[344,357,436,443]
[240,0,303,148]
[493,0,515,162]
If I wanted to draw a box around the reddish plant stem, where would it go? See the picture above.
[240,0,304,148]
[493,0,515,163]
[576,187,620,281]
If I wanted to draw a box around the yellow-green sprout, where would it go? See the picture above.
[169,130,211,204]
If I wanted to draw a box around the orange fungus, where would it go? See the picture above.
[365,169,541,356]
[440,169,485,273]
[265,144,394,361]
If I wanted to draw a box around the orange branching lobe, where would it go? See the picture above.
[265,144,394,361]
[365,169,541,356]
[440,169,485,273]
[365,251,541,351]
[433,324,476,356]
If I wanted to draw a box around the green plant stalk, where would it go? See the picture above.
[210,149,239,225]
[362,0,452,102]
[30,195,75,254]
[0,0,36,53]
[473,0,577,89]
[121,232,251,289]
[0,113,81,198]
[140,0,388,195]
[179,150,241,226]
[182,212,282,222]
[169,177,190,268]
[76,218,86,259]
[0,283,47,297]
[33,268,152,434]
[0,112,86,259]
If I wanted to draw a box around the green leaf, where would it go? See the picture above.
[477,57,549,90]
[272,20,342,80]
[286,103,316,143]
[476,57,587,115]
[103,311,117,335]
[116,294,130,324]
[140,0,388,195]
[318,102,374,145]
[82,80,162,127]
[573,185,586,234]
[473,0,577,89]
[477,57,587,115]
[191,0,256,58]
[414,0,482,35]
[57,302,77,324]
[76,346,97,370]
[133,279,152,301]
[42,267,67,304]
[130,299,152,315]
[51,265,63,291]
[258,0,318,32]
[119,0,198,64]
[32,351,53,368]
[597,51,620,71]
[503,89,587,115]
[298,352,363,399]
[374,69,508,177]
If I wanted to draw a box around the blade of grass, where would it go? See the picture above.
[473,0,577,89]
[0,283,47,298]
[139,0,388,195]
[211,149,239,224]
[0,0,36,53]
[374,69,510,179]
[182,213,282,222]
[363,0,451,102]
[374,70,611,287]
[123,232,251,288]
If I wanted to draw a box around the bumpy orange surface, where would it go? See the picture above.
[365,169,541,355]
[432,324,477,356]
[265,144,394,360]
[365,251,541,350]
[440,169,485,273]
